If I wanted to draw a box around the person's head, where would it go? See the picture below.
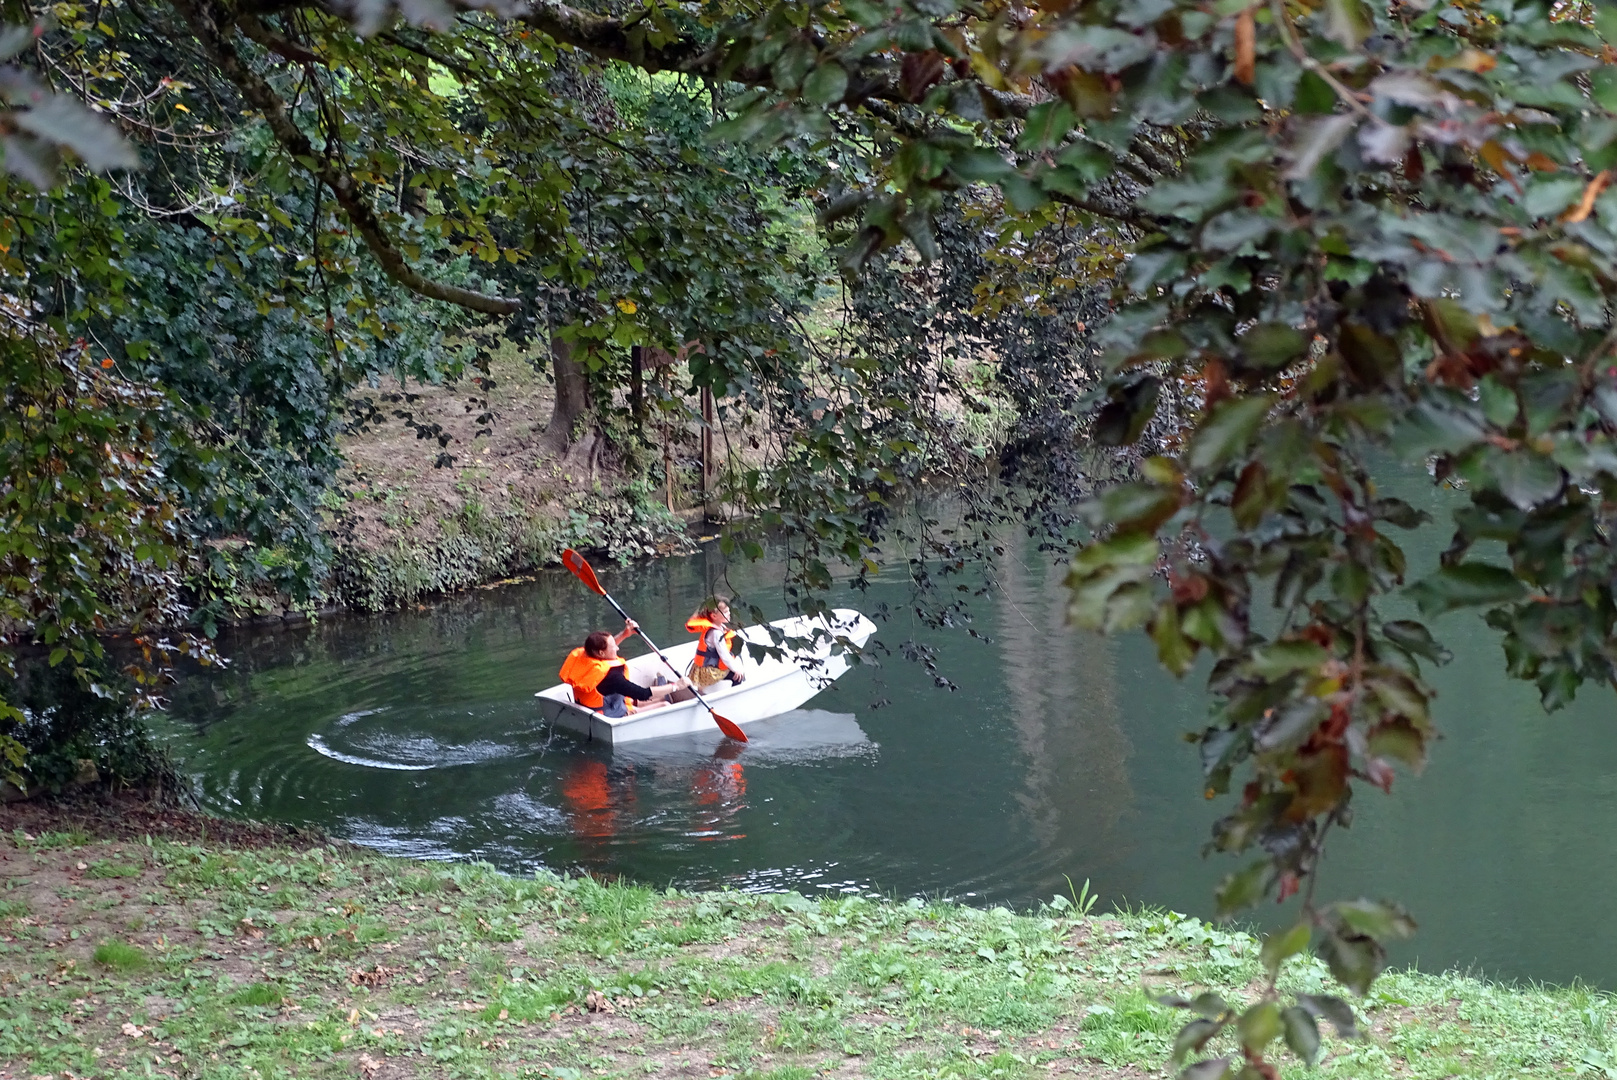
[697,597,733,626]
[584,631,618,660]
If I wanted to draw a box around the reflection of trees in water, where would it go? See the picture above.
[995,544,1134,856]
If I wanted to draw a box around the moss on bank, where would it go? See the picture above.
[330,489,693,612]
[0,823,1603,1079]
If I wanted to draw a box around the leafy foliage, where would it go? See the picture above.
[0,308,215,786]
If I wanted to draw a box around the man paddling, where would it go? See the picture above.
[559,619,689,717]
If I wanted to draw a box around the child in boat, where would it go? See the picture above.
[684,599,746,691]
[559,620,689,717]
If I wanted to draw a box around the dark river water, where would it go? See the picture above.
[159,478,1617,989]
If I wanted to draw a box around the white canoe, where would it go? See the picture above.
[535,608,876,744]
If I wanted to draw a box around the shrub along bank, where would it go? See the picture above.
[0,819,1604,1080]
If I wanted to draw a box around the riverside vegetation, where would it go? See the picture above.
[0,812,1606,1080]
[13,0,1617,1070]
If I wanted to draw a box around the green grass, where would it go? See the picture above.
[12,828,90,850]
[229,982,286,1007]
[85,857,142,879]
[91,940,149,972]
[0,830,1609,1079]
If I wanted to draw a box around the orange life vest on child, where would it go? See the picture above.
[558,648,627,709]
[686,615,739,670]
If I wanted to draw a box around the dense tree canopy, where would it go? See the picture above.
[8,0,1617,1073]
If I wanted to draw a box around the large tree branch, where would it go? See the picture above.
[173,0,522,315]
[237,12,325,65]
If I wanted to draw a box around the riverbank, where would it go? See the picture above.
[0,802,1602,1079]
[321,351,705,615]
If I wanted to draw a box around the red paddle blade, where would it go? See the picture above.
[561,548,604,595]
[713,714,748,743]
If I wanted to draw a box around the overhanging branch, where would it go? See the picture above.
[174,0,522,316]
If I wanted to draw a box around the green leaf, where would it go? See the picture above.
[1080,482,1181,535]
[1215,859,1270,916]
[1172,1018,1221,1063]
[1409,563,1526,616]
[1297,994,1360,1038]
[803,62,849,104]
[1323,0,1370,47]
[772,41,816,91]
[1333,899,1417,942]
[1092,376,1160,446]
[1281,1006,1322,1064]
[0,24,36,62]
[1067,533,1160,632]
[1056,142,1116,183]
[14,95,140,172]
[1285,114,1356,181]
[1187,396,1274,474]
[1294,70,1338,114]
[1018,101,1076,152]
[948,148,1014,184]
[1318,928,1384,996]
[1239,323,1308,369]
[1523,176,1585,219]
[1381,620,1451,664]
[1368,718,1428,769]
[1177,1056,1231,1080]
[1256,699,1329,754]
[1237,1002,1283,1053]
[1261,922,1313,977]
[1490,450,1564,511]
[1151,601,1198,676]
[1245,640,1327,680]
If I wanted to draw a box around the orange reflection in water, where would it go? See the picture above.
[557,752,748,842]
[559,759,634,839]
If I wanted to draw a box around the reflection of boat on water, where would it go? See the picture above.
[609,709,876,765]
[555,710,876,843]
[534,609,876,744]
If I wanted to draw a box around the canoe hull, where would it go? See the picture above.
[535,608,875,745]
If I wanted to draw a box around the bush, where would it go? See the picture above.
[5,655,174,796]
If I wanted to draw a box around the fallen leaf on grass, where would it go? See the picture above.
[349,964,400,988]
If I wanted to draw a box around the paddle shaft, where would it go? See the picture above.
[596,588,736,732]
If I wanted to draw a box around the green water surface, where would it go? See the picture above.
[160,494,1617,988]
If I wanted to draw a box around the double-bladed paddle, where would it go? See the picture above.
[560,548,748,743]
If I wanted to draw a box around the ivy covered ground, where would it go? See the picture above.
[0,814,1605,1080]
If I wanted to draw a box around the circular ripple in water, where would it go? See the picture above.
[307,704,551,771]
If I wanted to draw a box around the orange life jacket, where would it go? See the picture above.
[686,615,738,670]
[558,648,627,709]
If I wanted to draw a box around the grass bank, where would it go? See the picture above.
[0,817,1604,1080]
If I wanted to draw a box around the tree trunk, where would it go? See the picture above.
[546,333,587,448]
[629,345,645,435]
[700,386,715,514]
